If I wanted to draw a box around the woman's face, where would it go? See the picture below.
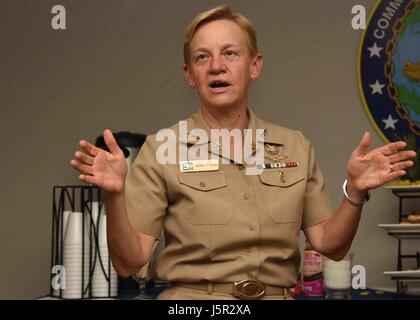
[184,19,262,111]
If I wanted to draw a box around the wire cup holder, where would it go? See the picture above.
[50,185,118,299]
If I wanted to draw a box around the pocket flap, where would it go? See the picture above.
[259,170,305,187]
[177,172,227,191]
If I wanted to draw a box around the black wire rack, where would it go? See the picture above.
[389,188,420,294]
[50,185,117,299]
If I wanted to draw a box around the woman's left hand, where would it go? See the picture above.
[346,132,417,193]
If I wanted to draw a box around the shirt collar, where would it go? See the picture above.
[180,108,284,147]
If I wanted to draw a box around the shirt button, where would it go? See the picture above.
[199,182,206,188]
[249,225,255,231]
[243,193,250,200]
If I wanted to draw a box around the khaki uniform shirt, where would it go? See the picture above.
[126,109,334,288]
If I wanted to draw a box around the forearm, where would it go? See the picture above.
[105,190,146,276]
[320,198,362,260]
[320,183,365,260]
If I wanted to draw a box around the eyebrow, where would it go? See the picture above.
[193,43,240,54]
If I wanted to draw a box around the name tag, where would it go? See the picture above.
[180,159,219,173]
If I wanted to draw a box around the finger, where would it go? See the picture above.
[391,160,414,172]
[378,141,407,156]
[388,150,417,164]
[353,132,371,156]
[70,159,94,175]
[74,151,94,166]
[388,170,406,182]
[103,129,121,155]
[79,140,101,157]
[79,174,99,185]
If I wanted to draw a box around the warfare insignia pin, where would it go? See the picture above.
[264,144,280,156]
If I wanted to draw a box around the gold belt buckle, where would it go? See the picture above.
[233,280,266,300]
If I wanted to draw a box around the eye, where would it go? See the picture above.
[224,50,236,56]
[195,54,209,62]
[224,50,239,61]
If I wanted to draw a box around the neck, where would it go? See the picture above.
[201,105,249,132]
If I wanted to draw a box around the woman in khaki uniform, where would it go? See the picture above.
[71,5,416,300]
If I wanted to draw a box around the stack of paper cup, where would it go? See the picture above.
[79,202,99,298]
[61,211,72,246]
[52,210,72,297]
[91,209,118,298]
[62,211,84,299]
[58,202,117,299]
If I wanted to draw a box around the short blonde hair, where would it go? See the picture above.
[183,5,258,64]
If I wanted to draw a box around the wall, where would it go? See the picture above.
[1,0,417,299]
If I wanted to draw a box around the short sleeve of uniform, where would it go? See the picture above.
[298,132,335,230]
[125,135,167,239]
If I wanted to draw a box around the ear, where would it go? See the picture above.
[249,53,263,80]
[183,64,196,89]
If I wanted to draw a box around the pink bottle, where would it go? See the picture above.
[303,240,325,296]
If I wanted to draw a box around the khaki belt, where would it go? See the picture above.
[172,280,289,300]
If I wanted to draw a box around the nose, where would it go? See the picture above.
[209,55,226,74]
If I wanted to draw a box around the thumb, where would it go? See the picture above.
[354,132,371,156]
[103,129,121,154]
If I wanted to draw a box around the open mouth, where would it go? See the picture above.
[209,80,231,89]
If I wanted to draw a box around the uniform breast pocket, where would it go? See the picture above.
[258,170,306,224]
[177,172,233,225]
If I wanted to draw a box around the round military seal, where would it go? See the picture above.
[358,0,420,148]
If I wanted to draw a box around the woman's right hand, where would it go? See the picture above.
[70,129,128,194]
